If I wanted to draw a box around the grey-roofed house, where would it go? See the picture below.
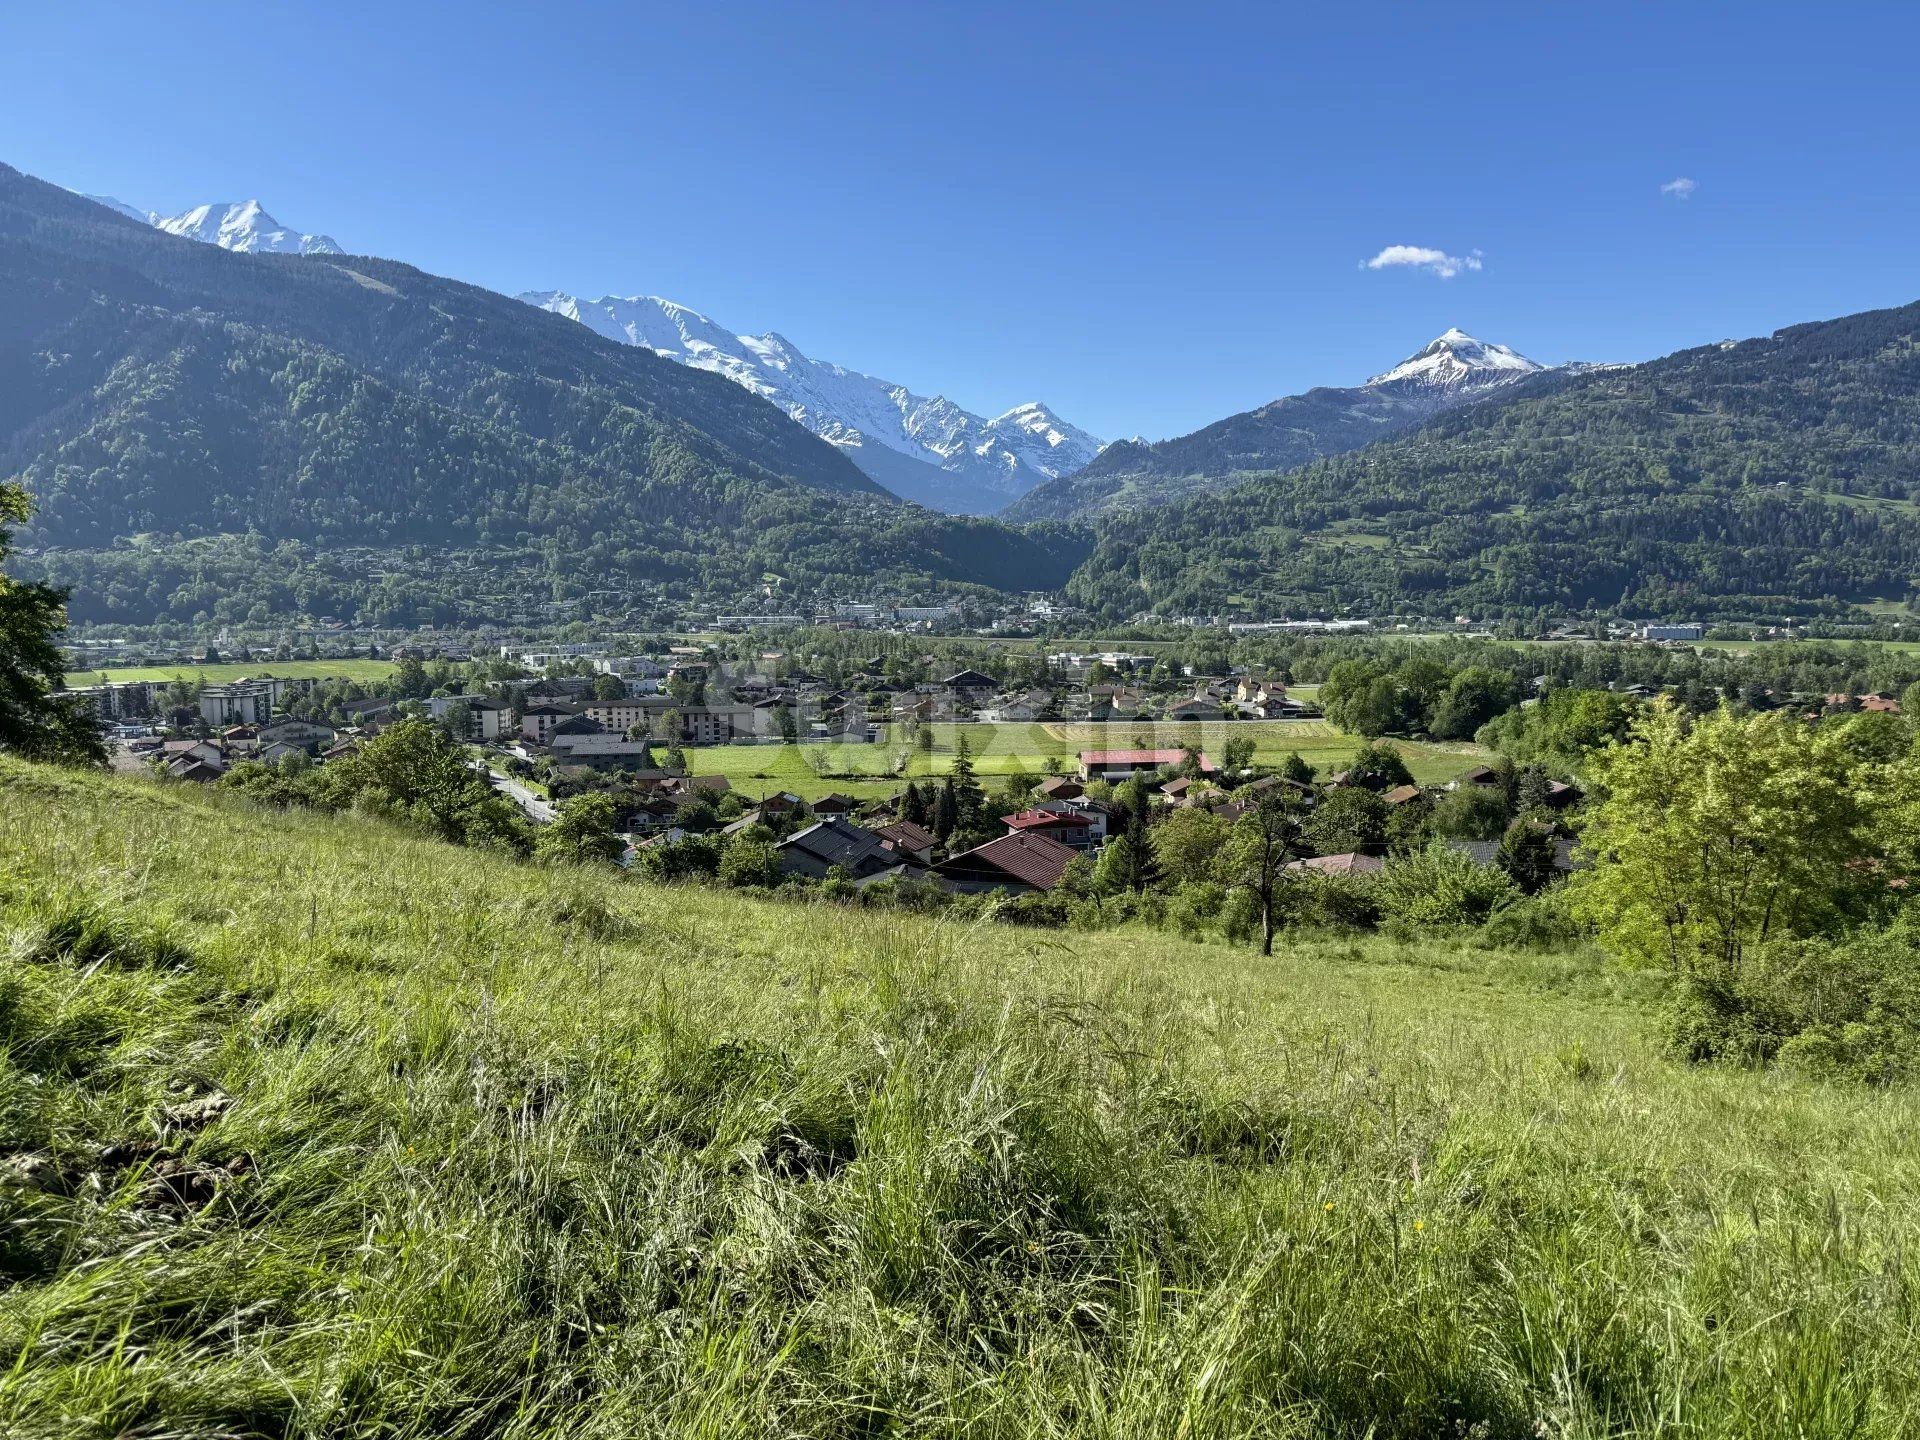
[776,818,906,881]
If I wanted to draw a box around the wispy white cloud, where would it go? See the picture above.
[1361,244,1483,280]
[1660,176,1698,200]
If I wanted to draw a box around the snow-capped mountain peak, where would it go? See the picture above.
[985,402,1103,474]
[520,289,1102,513]
[82,193,153,224]
[1366,329,1545,391]
[154,200,343,255]
[77,191,343,255]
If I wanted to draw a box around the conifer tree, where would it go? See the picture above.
[949,736,986,827]
[0,482,103,764]
[901,779,929,826]
[933,776,960,841]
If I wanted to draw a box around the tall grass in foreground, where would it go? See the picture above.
[1,758,1917,1438]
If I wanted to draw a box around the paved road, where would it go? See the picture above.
[469,761,555,824]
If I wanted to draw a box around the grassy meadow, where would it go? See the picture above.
[1689,638,1920,657]
[690,719,1487,802]
[64,658,398,687]
[3,758,1918,1437]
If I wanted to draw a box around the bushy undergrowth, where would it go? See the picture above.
[3,759,1919,1438]
[1665,915,1920,1084]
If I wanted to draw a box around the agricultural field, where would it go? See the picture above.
[685,719,1489,801]
[64,658,397,687]
[1690,638,1920,657]
[3,758,1917,1437]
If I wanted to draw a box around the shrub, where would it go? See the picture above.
[1167,881,1226,939]
[1495,821,1559,894]
[718,837,784,889]
[1477,890,1586,951]
[1220,887,1261,944]
[1430,786,1510,841]
[637,833,723,882]
[1282,872,1383,931]
[1666,918,1920,1083]
[1376,846,1517,929]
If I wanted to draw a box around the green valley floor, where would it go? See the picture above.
[690,719,1488,802]
[1,760,1916,1438]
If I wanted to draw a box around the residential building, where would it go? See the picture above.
[520,703,579,744]
[680,703,755,745]
[775,819,906,880]
[197,681,274,728]
[1079,749,1216,783]
[1167,695,1228,722]
[934,832,1078,894]
[425,695,507,741]
[1036,796,1111,845]
[873,820,938,864]
[941,669,998,698]
[1445,838,1585,874]
[161,739,228,775]
[257,718,338,754]
[60,680,158,720]
[1451,765,1504,790]
[1284,853,1386,876]
[1000,809,1098,852]
[1641,623,1704,643]
[548,734,661,771]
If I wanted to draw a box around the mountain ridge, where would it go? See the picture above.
[68,189,1097,514]
[3,163,1085,626]
[1066,302,1920,622]
[521,290,1103,514]
[1006,329,1553,521]
[82,193,343,255]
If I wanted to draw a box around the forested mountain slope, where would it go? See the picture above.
[0,164,1084,618]
[1069,302,1920,621]
[1010,330,1549,522]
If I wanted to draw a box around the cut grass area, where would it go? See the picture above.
[64,658,398,686]
[1691,638,1920,657]
[684,720,1488,798]
[2,758,1918,1436]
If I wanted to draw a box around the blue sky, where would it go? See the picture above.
[6,2,1918,440]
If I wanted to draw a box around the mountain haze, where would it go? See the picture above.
[1008,330,1550,521]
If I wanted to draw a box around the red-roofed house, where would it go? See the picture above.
[1000,808,1097,851]
[935,832,1079,894]
[874,819,938,863]
[1078,749,1215,782]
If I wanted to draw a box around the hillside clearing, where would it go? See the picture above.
[2,760,1917,1437]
